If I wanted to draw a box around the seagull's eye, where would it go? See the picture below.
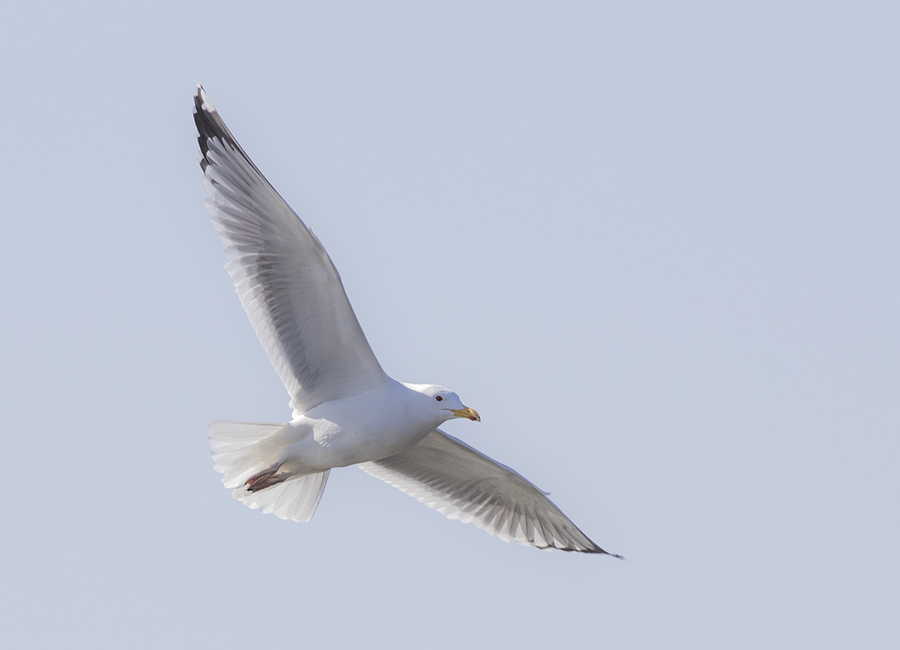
[435,396,443,402]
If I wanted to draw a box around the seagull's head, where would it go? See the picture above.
[407,383,481,425]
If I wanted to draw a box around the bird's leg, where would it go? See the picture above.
[245,462,288,492]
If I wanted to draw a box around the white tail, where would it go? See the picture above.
[209,420,330,523]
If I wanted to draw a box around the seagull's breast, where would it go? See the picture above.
[286,381,434,470]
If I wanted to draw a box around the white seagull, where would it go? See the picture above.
[194,85,620,556]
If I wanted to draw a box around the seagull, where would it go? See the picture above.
[194,85,621,556]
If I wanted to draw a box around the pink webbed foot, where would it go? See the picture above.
[245,463,288,492]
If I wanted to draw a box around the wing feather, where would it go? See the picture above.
[359,430,621,555]
[194,86,387,414]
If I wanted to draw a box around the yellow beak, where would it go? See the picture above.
[450,406,481,422]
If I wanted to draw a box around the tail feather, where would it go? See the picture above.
[209,419,330,523]
[210,420,283,488]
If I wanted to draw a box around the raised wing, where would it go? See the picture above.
[359,430,621,555]
[194,86,388,415]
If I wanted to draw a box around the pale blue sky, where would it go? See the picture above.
[2,2,898,648]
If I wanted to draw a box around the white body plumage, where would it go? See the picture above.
[266,382,470,475]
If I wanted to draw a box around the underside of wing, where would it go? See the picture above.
[359,430,621,555]
[194,86,387,414]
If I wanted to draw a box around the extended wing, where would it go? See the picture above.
[359,430,620,555]
[194,86,388,414]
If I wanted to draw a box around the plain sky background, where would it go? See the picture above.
[2,1,898,648]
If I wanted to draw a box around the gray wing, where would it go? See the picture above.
[358,430,621,555]
[194,86,388,415]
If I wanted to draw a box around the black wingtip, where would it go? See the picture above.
[552,542,624,557]
[584,546,625,561]
[192,85,265,178]
[568,539,624,557]
[193,85,220,170]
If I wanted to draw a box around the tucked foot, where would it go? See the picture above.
[245,463,288,492]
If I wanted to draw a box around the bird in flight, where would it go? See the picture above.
[194,85,620,556]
